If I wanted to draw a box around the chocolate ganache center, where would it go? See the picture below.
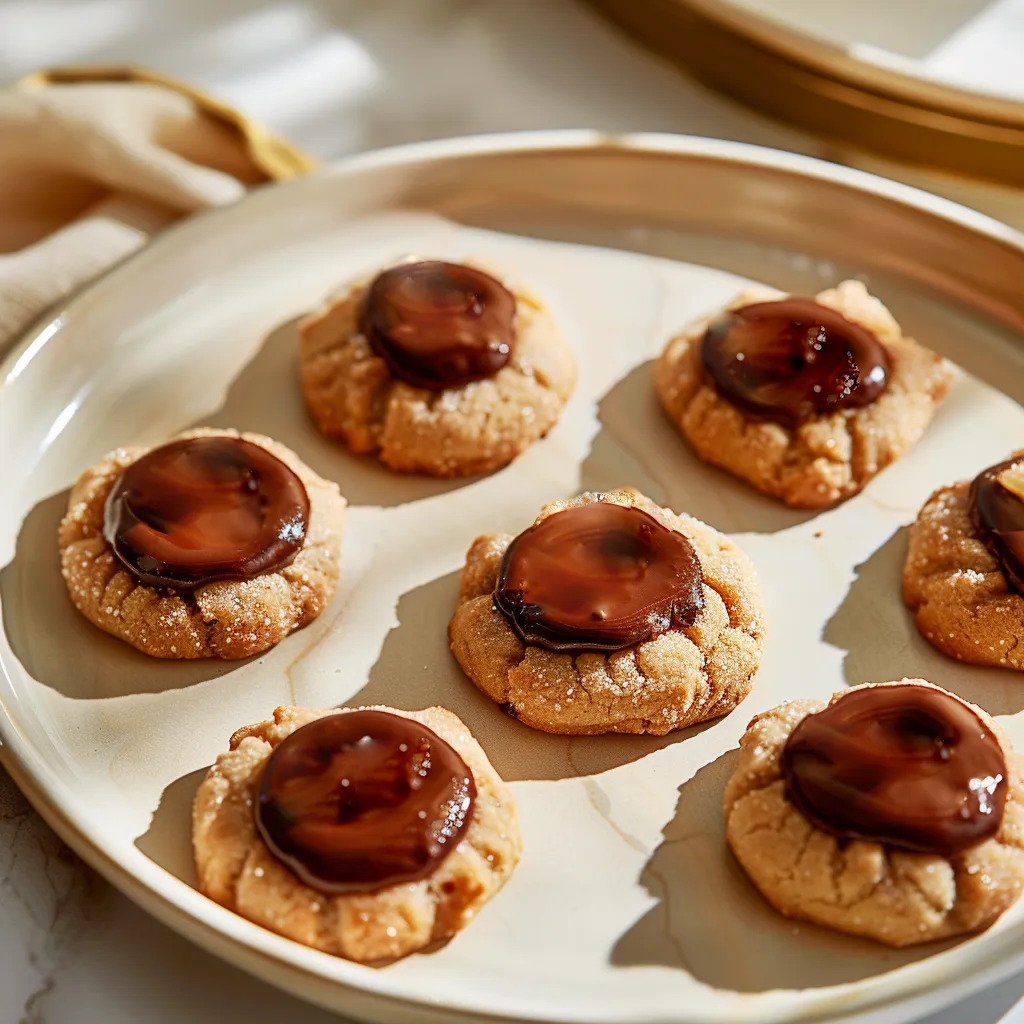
[256,710,476,894]
[103,436,309,592]
[360,260,516,390]
[494,502,704,653]
[781,684,1006,856]
[701,298,890,424]
[970,456,1024,594]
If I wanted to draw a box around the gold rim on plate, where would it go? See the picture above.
[585,0,1024,187]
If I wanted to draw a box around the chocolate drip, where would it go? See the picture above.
[782,684,1006,856]
[970,456,1024,594]
[360,261,516,390]
[103,436,309,592]
[701,298,889,424]
[495,501,704,653]
[256,711,476,894]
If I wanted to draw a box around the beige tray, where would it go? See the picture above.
[2,133,1024,1024]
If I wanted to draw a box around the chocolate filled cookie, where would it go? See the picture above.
[903,452,1024,670]
[193,705,520,964]
[59,428,344,659]
[299,259,576,477]
[655,281,953,508]
[449,488,764,735]
[725,680,1024,946]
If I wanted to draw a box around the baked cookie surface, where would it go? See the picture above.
[654,280,954,508]
[59,428,344,660]
[193,704,521,964]
[449,488,764,735]
[903,454,1024,670]
[725,680,1024,946]
[298,262,576,477]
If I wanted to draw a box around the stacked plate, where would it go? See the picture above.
[587,0,1024,186]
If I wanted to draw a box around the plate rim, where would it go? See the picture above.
[584,0,1024,187]
[676,0,1024,122]
[4,129,1024,1024]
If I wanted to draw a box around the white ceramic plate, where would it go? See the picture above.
[3,133,1024,1024]
[585,1,1024,188]
[723,0,1024,104]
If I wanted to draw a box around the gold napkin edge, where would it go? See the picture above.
[17,65,319,182]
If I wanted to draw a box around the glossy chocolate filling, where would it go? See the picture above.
[781,685,1006,856]
[103,436,309,592]
[359,260,516,390]
[255,710,476,894]
[970,457,1024,594]
[494,502,704,653]
[700,298,890,424]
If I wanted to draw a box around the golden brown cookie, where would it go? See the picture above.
[298,260,576,477]
[59,428,344,659]
[903,453,1024,670]
[193,705,521,964]
[725,680,1024,946]
[449,488,764,735]
[655,280,954,508]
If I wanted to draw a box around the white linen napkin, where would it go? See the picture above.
[0,69,313,354]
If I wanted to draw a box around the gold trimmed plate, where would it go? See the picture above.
[586,0,1024,186]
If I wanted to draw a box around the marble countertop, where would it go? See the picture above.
[2,2,1024,1022]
